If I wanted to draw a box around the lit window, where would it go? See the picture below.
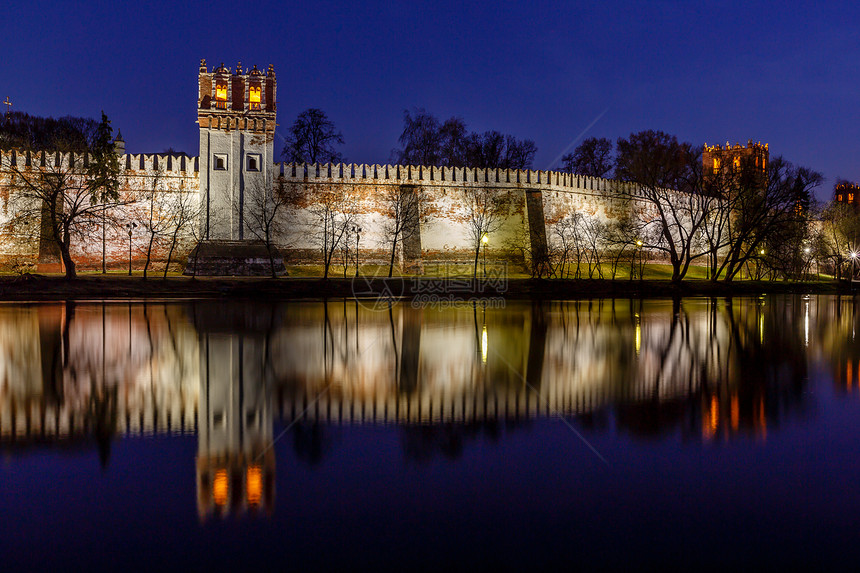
[249,86,261,110]
[215,82,228,109]
[850,193,855,202]
[213,154,228,171]
[838,195,843,202]
[733,156,740,171]
[712,157,721,174]
[246,154,260,172]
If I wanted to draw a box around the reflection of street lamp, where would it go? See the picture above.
[352,226,362,277]
[481,234,489,277]
[126,222,137,276]
[851,251,858,281]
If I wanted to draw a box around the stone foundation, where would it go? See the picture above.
[184,241,286,276]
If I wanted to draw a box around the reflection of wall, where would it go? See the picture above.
[0,303,198,442]
[0,297,819,449]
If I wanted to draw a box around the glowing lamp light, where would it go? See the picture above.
[851,252,858,259]
[803,247,810,254]
[759,249,765,255]
[482,234,489,245]
[636,240,643,247]
[481,325,488,364]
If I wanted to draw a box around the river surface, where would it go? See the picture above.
[1,296,859,570]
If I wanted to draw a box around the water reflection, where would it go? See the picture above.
[1,296,858,518]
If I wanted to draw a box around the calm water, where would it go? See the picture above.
[2,296,860,570]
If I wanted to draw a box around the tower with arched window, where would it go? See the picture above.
[196,59,277,241]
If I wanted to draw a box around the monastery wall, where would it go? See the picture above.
[0,151,651,272]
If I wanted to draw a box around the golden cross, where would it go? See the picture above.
[2,97,10,115]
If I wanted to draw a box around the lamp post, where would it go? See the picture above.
[636,240,643,280]
[851,251,858,282]
[481,234,488,278]
[352,226,362,277]
[126,222,137,276]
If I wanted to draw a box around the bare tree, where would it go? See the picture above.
[240,176,294,278]
[380,184,422,277]
[615,130,711,283]
[296,184,361,279]
[162,183,201,278]
[814,200,860,281]
[5,148,128,278]
[282,108,345,164]
[461,187,511,279]
[137,171,169,278]
[560,137,613,177]
[715,156,821,282]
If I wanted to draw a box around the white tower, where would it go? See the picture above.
[196,60,277,240]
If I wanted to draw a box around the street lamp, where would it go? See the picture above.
[126,222,137,276]
[352,226,362,277]
[482,234,489,277]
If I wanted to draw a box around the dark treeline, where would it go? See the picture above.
[391,108,537,169]
[0,111,98,152]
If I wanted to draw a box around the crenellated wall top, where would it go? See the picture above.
[273,162,642,197]
[0,149,199,174]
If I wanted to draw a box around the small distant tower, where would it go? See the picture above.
[834,181,860,208]
[197,59,277,241]
[113,130,125,156]
[703,140,769,187]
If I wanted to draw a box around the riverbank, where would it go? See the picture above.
[0,274,849,301]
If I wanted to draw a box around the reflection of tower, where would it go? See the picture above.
[195,307,276,519]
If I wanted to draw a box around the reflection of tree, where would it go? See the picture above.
[400,420,516,463]
[291,421,333,466]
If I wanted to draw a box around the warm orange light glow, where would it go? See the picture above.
[848,361,853,390]
[712,157,721,173]
[850,193,855,202]
[730,393,739,431]
[249,86,261,110]
[215,84,227,101]
[246,465,262,507]
[838,195,844,202]
[213,469,228,506]
[756,395,767,441]
[733,156,741,170]
[709,395,719,436]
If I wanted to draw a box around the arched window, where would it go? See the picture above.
[712,157,721,174]
[215,82,228,109]
[249,86,261,110]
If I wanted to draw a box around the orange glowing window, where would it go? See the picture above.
[712,157,721,174]
[249,86,261,110]
[246,465,262,507]
[215,83,227,101]
[838,195,844,202]
[850,193,855,202]
[733,156,741,170]
[213,469,228,506]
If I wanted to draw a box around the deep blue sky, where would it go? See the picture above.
[3,0,858,198]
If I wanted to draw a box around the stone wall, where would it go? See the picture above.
[0,152,650,272]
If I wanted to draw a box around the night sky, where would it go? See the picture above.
[4,0,858,199]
